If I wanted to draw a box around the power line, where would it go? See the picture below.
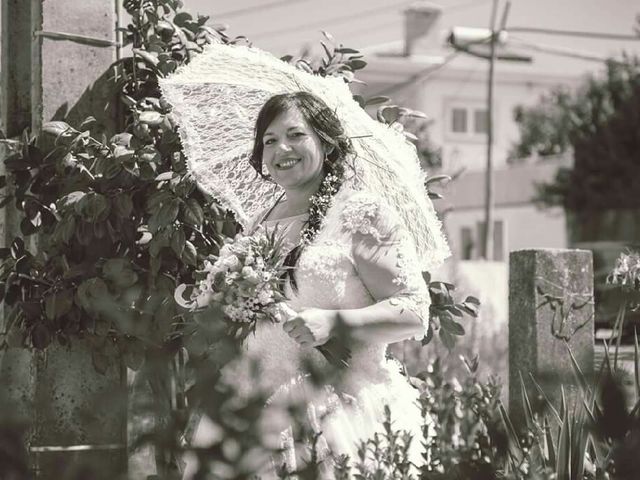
[372,50,463,96]
[507,26,640,42]
[215,0,308,18]
[508,35,623,64]
[251,0,495,39]
[251,2,412,39]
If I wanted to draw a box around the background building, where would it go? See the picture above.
[352,1,639,261]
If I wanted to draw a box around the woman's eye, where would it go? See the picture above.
[264,138,275,145]
[291,132,305,137]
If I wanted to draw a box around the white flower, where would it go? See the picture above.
[219,244,233,258]
[222,255,241,271]
[257,289,273,305]
[241,266,261,284]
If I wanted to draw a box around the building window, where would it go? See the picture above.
[472,219,505,261]
[451,108,468,133]
[461,226,474,260]
[474,108,488,134]
[446,101,494,142]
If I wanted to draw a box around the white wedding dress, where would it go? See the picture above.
[186,188,432,477]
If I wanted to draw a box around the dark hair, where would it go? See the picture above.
[249,91,352,180]
[250,92,354,290]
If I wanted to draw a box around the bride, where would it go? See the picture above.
[183,91,447,477]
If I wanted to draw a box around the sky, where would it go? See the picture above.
[186,0,640,62]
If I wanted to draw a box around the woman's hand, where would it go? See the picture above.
[282,308,338,347]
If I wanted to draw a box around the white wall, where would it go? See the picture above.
[444,204,568,260]
[407,65,581,172]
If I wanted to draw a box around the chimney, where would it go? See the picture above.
[404,1,443,56]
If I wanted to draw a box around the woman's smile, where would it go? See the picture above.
[261,107,326,191]
[275,157,301,170]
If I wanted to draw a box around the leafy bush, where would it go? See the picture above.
[0,0,477,478]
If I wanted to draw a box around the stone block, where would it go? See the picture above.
[39,0,118,123]
[509,249,594,429]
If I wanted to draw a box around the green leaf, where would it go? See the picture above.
[182,240,197,266]
[60,215,76,244]
[114,145,135,162]
[335,47,359,54]
[349,59,367,70]
[154,198,180,230]
[377,105,402,124]
[20,216,39,236]
[10,238,25,259]
[103,258,138,290]
[133,48,159,67]
[44,291,73,320]
[110,132,133,147]
[79,116,97,130]
[113,194,134,218]
[75,193,110,222]
[182,198,204,226]
[171,228,186,257]
[556,394,571,478]
[173,12,193,27]
[138,111,163,126]
[460,301,480,317]
[439,327,455,350]
[321,31,335,43]
[464,295,480,306]
[59,191,87,209]
[421,323,434,346]
[365,96,389,106]
[42,121,71,137]
[155,171,174,182]
[498,402,524,464]
[440,313,465,336]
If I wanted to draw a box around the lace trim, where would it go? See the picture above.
[340,193,384,241]
[159,43,450,270]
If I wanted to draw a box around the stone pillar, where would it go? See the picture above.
[1,1,125,478]
[509,249,594,429]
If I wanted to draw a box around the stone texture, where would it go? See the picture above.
[30,343,127,479]
[39,0,118,125]
[1,1,125,478]
[0,0,34,137]
[509,249,594,429]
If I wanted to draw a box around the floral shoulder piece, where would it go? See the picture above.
[339,191,395,242]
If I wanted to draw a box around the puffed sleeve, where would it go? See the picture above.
[340,192,431,340]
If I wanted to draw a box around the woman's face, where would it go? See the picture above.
[261,107,326,191]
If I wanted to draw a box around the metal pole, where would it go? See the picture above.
[482,0,499,260]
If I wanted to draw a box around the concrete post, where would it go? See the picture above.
[509,249,594,429]
[1,1,125,478]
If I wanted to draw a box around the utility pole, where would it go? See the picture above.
[483,0,499,260]
[449,1,520,260]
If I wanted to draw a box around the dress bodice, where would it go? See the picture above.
[236,188,431,396]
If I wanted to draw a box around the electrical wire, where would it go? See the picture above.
[215,0,309,18]
[250,2,412,39]
[507,27,640,42]
[508,35,627,64]
[372,50,463,96]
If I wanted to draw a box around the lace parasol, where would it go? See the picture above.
[158,42,450,272]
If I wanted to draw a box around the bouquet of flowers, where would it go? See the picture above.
[176,227,350,367]
[175,227,295,340]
